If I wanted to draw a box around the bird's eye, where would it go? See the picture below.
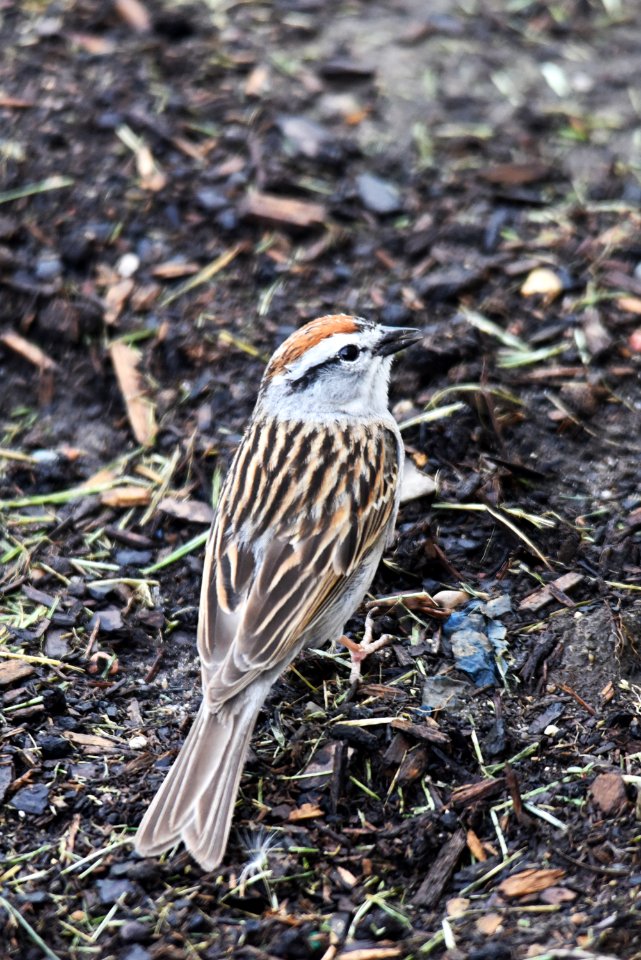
[338,344,360,362]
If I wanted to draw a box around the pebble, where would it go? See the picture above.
[356,172,402,214]
[38,735,72,760]
[128,735,148,750]
[277,115,330,158]
[121,946,151,960]
[119,920,151,944]
[36,253,62,280]
[88,607,124,632]
[196,187,228,212]
[117,253,140,278]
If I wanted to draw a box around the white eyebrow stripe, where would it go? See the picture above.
[284,332,365,379]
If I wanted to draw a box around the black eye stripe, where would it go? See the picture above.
[288,342,365,389]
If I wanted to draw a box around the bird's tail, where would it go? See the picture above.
[135,700,259,871]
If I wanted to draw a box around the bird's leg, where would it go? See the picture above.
[338,608,393,685]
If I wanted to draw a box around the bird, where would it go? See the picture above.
[135,313,420,871]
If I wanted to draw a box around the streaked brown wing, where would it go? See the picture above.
[197,417,399,708]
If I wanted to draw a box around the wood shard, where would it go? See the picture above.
[109,340,157,447]
[62,731,122,753]
[518,572,583,612]
[450,778,505,809]
[391,717,450,745]
[241,190,327,229]
[0,330,58,371]
[589,772,628,817]
[0,660,36,686]
[412,828,466,906]
[158,496,214,525]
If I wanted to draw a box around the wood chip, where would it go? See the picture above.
[0,330,57,371]
[412,829,466,906]
[288,802,323,821]
[151,261,200,279]
[158,496,214,525]
[0,660,35,686]
[476,913,503,935]
[466,828,487,861]
[617,296,641,315]
[336,949,401,960]
[499,868,565,898]
[62,731,122,754]
[390,717,450,745]
[109,341,157,447]
[245,64,271,98]
[518,572,583,612]
[589,772,628,817]
[101,486,152,508]
[450,778,505,809]
[241,190,327,229]
[114,0,151,33]
[446,896,470,918]
[479,162,550,186]
[104,278,134,326]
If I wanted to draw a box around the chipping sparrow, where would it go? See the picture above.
[135,314,420,871]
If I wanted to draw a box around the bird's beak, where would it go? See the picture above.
[374,326,422,357]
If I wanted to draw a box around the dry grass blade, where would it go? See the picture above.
[432,502,552,569]
[0,894,62,960]
[160,243,245,307]
[109,340,157,447]
[0,175,74,205]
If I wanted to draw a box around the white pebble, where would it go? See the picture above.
[117,253,140,278]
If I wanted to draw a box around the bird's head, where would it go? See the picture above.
[257,314,420,420]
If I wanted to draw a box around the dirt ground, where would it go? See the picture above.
[1,1,641,958]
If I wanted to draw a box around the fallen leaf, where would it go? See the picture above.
[109,341,157,447]
[499,868,565,898]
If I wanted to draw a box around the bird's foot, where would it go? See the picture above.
[339,609,393,685]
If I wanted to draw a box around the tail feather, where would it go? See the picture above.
[135,700,259,868]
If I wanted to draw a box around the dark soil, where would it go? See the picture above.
[1,2,641,959]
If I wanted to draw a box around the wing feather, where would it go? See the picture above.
[198,417,400,708]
